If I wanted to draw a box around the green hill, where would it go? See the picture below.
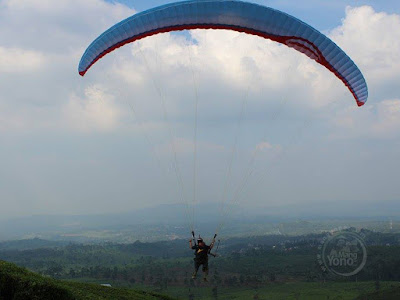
[0,260,175,300]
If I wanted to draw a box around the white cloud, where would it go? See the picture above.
[330,99,400,139]
[156,137,225,156]
[0,46,45,73]
[329,6,400,83]
[0,0,135,133]
[0,2,398,135]
[64,85,122,132]
[0,0,134,53]
[372,99,400,136]
[254,141,282,153]
[322,6,400,140]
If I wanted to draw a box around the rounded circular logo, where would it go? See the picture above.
[318,231,367,277]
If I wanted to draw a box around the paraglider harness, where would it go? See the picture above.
[192,231,220,258]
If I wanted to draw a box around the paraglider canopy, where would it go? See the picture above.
[79,0,368,106]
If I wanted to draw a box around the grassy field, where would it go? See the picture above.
[2,259,400,299]
[136,281,400,300]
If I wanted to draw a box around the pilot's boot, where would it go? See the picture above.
[192,271,197,279]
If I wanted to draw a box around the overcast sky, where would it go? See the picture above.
[0,0,399,220]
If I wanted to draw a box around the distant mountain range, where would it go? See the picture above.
[0,202,398,242]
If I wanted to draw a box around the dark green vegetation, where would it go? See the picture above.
[0,260,175,300]
[0,238,67,251]
[1,229,399,299]
[153,282,400,300]
[357,285,400,300]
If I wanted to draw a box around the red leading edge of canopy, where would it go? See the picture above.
[79,24,365,107]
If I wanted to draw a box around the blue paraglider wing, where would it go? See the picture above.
[79,0,368,106]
